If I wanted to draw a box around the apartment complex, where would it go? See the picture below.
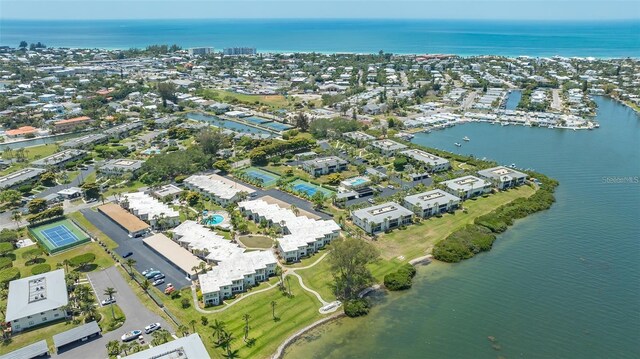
[301,156,348,177]
[351,201,414,234]
[400,149,451,172]
[404,189,461,218]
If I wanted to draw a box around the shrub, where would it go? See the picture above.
[181,297,191,309]
[69,253,96,267]
[31,263,51,275]
[0,267,20,285]
[433,225,497,263]
[0,257,13,270]
[384,264,417,291]
[0,242,14,255]
[344,298,370,317]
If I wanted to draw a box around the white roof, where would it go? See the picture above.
[171,221,244,261]
[184,174,254,200]
[123,333,210,359]
[123,192,179,219]
[5,269,68,322]
[238,199,340,253]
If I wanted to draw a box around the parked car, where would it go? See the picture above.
[164,283,175,295]
[144,270,161,279]
[144,323,161,334]
[123,252,134,258]
[387,185,395,189]
[367,198,375,204]
[152,278,165,286]
[142,268,154,276]
[101,297,116,305]
[153,273,165,280]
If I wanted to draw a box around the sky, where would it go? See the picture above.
[0,0,639,20]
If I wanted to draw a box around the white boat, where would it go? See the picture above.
[454,142,462,147]
[463,136,470,141]
[509,163,517,168]
[501,122,509,126]
[548,125,555,129]
[121,330,142,342]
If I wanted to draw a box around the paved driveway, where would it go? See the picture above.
[80,209,191,289]
[56,266,171,359]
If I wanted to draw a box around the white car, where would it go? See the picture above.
[101,297,116,305]
[144,322,161,334]
[152,278,165,286]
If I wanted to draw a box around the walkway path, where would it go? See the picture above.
[271,312,345,359]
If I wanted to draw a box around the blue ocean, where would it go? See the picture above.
[1,19,639,57]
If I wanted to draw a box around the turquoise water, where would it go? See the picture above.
[505,90,522,110]
[1,20,639,57]
[284,96,640,358]
[186,113,275,136]
[204,214,224,226]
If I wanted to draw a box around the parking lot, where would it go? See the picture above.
[56,266,171,359]
[80,208,191,289]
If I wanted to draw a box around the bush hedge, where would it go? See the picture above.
[0,267,20,285]
[0,257,13,270]
[434,172,559,263]
[31,263,52,275]
[384,264,417,291]
[344,298,370,317]
[69,253,96,267]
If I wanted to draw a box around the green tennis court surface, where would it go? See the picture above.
[29,218,91,254]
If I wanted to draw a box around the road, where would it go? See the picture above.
[80,208,192,289]
[35,165,96,200]
[551,89,563,112]
[56,266,170,359]
[461,90,478,110]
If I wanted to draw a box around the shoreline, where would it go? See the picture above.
[272,312,346,359]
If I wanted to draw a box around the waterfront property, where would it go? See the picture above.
[60,133,108,149]
[183,173,255,205]
[351,201,414,234]
[478,166,528,190]
[441,175,492,200]
[103,121,143,139]
[5,269,68,332]
[97,203,150,237]
[370,139,408,156]
[121,192,180,229]
[199,250,277,306]
[98,159,145,177]
[238,199,341,262]
[404,189,461,218]
[52,116,92,133]
[142,233,204,279]
[31,149,87,169]
[0,167,46,190]
[400,149,451,172]
[301,156,348,177]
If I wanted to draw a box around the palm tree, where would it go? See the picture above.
[210,319,227,345]
[103,287,117,319]
[189,319,197,333]
[290,204,299,216]
[11,210,21,228]
[271,300,277,320]
[106,340,121,356]
[125,258,137,278]
[152,329,172,345]
[141,279,150,293]
[220,331,235,353]
[178,324,189,336]
[222,349,240,359]
[242,313,251,341]
[120,342,131,356]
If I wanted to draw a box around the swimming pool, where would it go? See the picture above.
[203,214,224,226]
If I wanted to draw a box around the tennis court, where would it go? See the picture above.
[242,167,280,187]
[29,218,91,254]
[290,179,335,197]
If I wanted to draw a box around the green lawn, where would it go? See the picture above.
[199,89,290,110]
[295,258,336,302]
[0,319,78,355]
[157,276,323,359]
[7,240,114,280]
[97,304,126,333]
[238,235,273,249]
[373,186,535,260]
